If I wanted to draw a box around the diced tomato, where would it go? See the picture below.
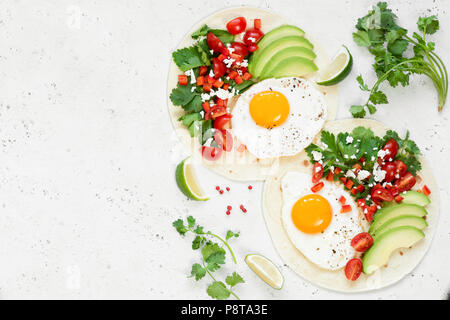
[387,185,399,197]
[341,205,352,213]
[204,111,211,121]
[422,185,431,196]
[357,185,365,193]
[196,76,205,86]
[226,17,247,35]
[394,160,408,177]
[351,233,374,253]
[202,101,211,113]
[201,146,223,161]
[340,177,347,184]
[243,28,264,46]
[243,72,253,81]
[206,76,215,84]
[352,163,362,173]
[178,75,188,86]
[214,129,233,152]
[213,79,224,88]
[339,196,347,205]
[395,195,404,203]
[334,168,342,175]
[381,139,399,161]
[214,114,233,130]
[345,259,363,281]
[359,157,366,163]
[248,44,258,52]
[357,199,366,207]
[235,75,243,85]
[218,54,227,62]
[230,53,244,62]
[311,182,324,193]
[371,185,394,204]
[203,83,212,92]
[254,18,262,29]
[207,32,229,55]
[312,163,324,184]
[223,83,229,90]
[382,162,397,183]
[199,66,208,76]
[228,71,238,80]
[345,179,354,190]
[351,188,358,196]
[326,171,334,182]
[394,172,416,193]
[230,42,249,57]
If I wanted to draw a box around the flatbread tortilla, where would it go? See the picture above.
[262,119,440,292]
[167,7,338,181]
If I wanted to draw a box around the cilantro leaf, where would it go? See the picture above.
[353,30,371,47]
[226,231,240,240]
[369,90,388,105]
[170,83,196,107]
[417,16,439,35]
[225,272,245,287]
[190,263,206,281]
[173,219,188,236]
[172,46,205,72]
[350,105,367,118]
[207,281,230,300]
[357,75,370,91]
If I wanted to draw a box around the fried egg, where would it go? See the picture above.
[231,77,327,159]
[281,171,364,270]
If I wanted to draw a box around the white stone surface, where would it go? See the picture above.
[0,0,449,299]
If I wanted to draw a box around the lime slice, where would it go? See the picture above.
[245,254,284,290]
[316,45,353,86]
[175,157,209,201]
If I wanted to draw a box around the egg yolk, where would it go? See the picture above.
[291,194,332,234]
[249,91,290,129]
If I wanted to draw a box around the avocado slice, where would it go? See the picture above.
[250,36,314,77]
[259,46,316,79]
[369,204,428,235]
[264,56,318,79]
[372,215,428,240]
[362,226,425,275]
[256,25,306,55]
[385,191,431,207]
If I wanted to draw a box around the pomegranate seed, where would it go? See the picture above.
[227,206,232,211]
[226,187,230,192]
[248,185,253,190]
[216,186,220,191]
[219,190,224,195]
[243,209,247,213]
[226,211,231,216]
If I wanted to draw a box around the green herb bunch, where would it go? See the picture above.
[173,216,244,300]
[351,2,448,117]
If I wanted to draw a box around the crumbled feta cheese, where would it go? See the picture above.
[377,149,390,159]
[311,151,323,162]
[248,37,257,43]
[372,163,387,182]
[357,170,371,181]
[346,136,354,144]
[346,170,357,179]
[201,93,210,102]
[185,69,196,85]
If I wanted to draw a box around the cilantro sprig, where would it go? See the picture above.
[305,127,422,204]
[351,2,448,117]
[173,216,244,300]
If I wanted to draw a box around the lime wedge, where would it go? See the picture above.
[245,254,284,290]
[175,157,209,201]
[316,45,353,86]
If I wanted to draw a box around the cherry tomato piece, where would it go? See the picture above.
[365,205,378,223]
[381,139,399,161]
[351,233,374,253]
[212,58,226,79]
[207,32,229,55]
[201,146,223,161]
[345,259,363,281]
[394,172,416,193]
[214,129,233,152]
[214,114,233,130]
[226,17,247,35]
[230,42,249,57]
[312,163,324,184]
[243,28,264,46]
[311,182,324,193]
[394,160,408,177]
[371,186,394,204]
[382,162,397,183]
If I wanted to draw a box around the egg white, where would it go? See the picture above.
[281,171,364,270]
[231,77,327,159]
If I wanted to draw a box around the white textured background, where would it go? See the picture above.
[0,0,449,300]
